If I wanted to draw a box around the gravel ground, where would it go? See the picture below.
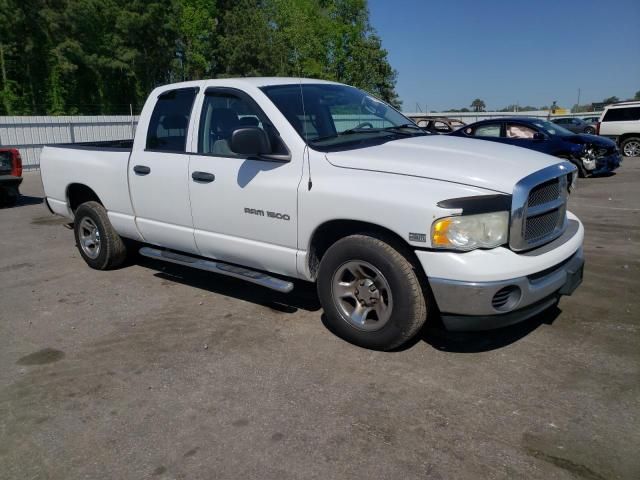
[1,159,639,480]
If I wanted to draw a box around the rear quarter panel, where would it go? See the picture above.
[40,146,133,219]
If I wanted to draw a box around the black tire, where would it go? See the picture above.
[0,187,18,207]
[620,136,640,157]
[73,201,127,270]
[317,234,428,350]
[584,126,595,135]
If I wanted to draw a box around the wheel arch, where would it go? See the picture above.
[306,219,424,280]
[618,132,640,143]
[66,183,103,213]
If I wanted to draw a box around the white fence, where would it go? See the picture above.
[404,111,601,123]
[0,111,602,169]
[0,116,138,169]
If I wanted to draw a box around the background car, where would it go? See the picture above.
[582,115,600,124]
[597,101,640,157]
[450,117,620,177]
[0,148,23,206]
[413,117,466,134]
[551,117,596,134]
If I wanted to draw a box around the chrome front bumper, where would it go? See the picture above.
[429,248,584,331]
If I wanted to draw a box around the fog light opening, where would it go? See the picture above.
[492,286,522,312]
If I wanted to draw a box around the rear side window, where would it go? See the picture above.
[146,88,198,152]
[472,124,501,137]
[602,107,640,122]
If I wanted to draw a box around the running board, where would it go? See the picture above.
[139,247,294,293]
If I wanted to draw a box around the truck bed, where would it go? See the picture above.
[50,139,133,151]
[40,141,134,221]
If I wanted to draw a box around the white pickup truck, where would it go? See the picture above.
[41,78,584,350]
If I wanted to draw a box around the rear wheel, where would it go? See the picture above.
[584,126,595,135]
[73,201,127,270]
[621,137,640,157]
[317,234,428,350]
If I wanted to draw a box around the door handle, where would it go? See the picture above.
[192,171,215,183]
[133,165,151,175]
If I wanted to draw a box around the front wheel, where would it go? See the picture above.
[73,201,128,270]
[317,234,428,350]
[584,126,595,135]
[621,137,640,157]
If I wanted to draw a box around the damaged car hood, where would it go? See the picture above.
[324,135,564,193]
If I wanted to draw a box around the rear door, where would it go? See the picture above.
[128,87,200,254]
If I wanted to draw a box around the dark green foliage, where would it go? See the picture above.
[0,0,400,115]
[470,98,485,112]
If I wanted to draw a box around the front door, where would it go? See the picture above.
[187,88,301,277]
[128,87,200,254]
[503,122,548,153]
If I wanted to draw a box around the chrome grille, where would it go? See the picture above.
[509,163,576,252]
[527,179,560,208]
[525,210,561,241]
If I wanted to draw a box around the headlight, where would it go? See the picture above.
[431,211,509,251]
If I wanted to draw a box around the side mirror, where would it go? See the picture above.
[230,127,271,155]
[533,132,546,140]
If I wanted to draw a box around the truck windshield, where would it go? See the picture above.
[261,84,426,150]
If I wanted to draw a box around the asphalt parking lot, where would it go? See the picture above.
[1,160,639,480]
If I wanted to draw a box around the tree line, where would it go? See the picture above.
[0,0,400,115]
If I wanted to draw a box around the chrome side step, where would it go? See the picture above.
[139,247,294,293]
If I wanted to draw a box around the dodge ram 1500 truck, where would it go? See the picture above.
[40,78,584,350]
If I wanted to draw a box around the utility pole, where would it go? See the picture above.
[576,88,581,113]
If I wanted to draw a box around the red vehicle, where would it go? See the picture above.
[0,148,23,206]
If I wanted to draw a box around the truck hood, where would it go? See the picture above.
[324,135,562,194]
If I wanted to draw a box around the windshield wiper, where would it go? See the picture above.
[380,123,425,135]
[310,124,423,143]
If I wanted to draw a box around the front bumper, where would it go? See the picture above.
[418,212,584,331]
[592,153,621,174]
[431,250,583,331]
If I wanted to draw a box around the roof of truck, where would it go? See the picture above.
[156,77,341,91]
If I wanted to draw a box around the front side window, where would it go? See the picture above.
[506,123,537,139]
[198,91,286,156]
[146,88,198,152]
[261,84,425,150]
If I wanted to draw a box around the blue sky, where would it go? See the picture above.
[368,0,640,111]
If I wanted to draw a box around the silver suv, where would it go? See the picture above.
[598,101,640,157]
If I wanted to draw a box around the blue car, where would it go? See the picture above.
[449,117,621,177]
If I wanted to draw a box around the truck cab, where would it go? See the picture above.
[40,78,584,350]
